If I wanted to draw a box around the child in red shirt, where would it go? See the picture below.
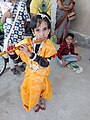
[57,33,81,67]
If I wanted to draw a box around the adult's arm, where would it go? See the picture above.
[57,0,70,11]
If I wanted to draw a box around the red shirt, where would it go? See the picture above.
[57,42,78,60]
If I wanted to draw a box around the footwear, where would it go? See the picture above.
[39,99,46,110]
[33,105,40,112]
[18,64,25,72]
[11,68,20,76]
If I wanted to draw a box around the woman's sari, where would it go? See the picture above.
[54,0,74,44]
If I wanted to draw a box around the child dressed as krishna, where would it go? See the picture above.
[8,13,57,112]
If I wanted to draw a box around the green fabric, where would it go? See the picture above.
[0,22,4,32]
[50,35,57,44]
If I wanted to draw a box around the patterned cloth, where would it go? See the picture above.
[15,37,57,111]
[57,42,78,60]
[4,1,30,44]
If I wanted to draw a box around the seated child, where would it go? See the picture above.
[57,33,81,67]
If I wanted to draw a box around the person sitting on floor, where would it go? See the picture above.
[57,33,81,67]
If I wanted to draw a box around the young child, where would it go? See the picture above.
[8,13,57,112]
[57,33,81,67]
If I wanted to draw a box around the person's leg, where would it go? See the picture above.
[9,56,20,75]
[62,54,78,62]
[17,62,25,72]
[39,98,46,110]
[55,17,68,44]
[33,99,41,112]
[33,104,40,112]
[56,54,78,67]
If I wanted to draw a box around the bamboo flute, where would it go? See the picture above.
[0,38,45,56]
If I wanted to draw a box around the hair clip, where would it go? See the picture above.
[37,13,51,22]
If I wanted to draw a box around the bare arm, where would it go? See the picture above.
[1,14,6,24]
[57,0,70,11]
[1,10,12,24]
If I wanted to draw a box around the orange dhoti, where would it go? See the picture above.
[21,66,52,111]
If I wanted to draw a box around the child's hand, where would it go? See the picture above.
[7,44,15,55]
[62,59,67,67]
[18,44,31,56]
[77,54,81,61]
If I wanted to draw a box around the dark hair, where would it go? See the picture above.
[30,12,51,31]
[65,33,74,39]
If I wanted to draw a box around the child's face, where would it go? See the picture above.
[33,20,50,40]
[65,36,73,45]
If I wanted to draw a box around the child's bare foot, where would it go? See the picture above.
[33,104,40,112]
[39,98,46,110]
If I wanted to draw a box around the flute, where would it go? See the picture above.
[0,38,46,56]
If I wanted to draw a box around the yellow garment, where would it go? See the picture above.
[30,0,51,16]
[15,38,57,111]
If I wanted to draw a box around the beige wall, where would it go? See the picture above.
[70,0,90,36]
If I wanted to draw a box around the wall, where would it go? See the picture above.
[70,0,90,36]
